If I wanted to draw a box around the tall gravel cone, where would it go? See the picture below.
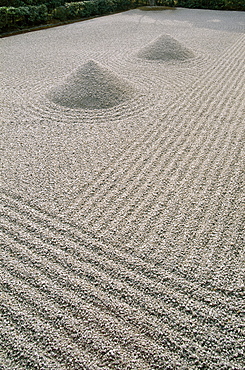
[137,34,195,61]
[47,60,135,109]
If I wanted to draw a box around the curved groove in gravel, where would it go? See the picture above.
[1,8,245,370]
[46,60,136,110]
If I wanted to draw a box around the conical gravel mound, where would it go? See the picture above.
[137,34,195,61]
[47,60,135,109]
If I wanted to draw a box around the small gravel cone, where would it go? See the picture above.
[47,60,135,109]
[137,34,195,61]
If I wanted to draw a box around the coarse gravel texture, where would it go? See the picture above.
[47,60,136,109]
[136,34,196,61]
[0,7,245,370]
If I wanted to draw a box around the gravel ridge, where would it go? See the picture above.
[1,7,245,370]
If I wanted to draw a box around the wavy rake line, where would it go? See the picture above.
[60,121,183,219]
[0,34,244,284]
[68,125,190,224]
[107,118,244,243]
[1,221,242,333]
[1,244,242,368]
[140,153,244,275]
[61,116,174,217]
[1,213,243,352]
[1,188,244,314]
[13,60,161,124]
[127,128,244,246]
[109,51,204,92]
[0,266,197,369]
[1,189,243,306]
[61,33,245,217]
[1,250,242,369]
[62,123,172,218]
[75,32,245,231]
[0,22,244,370]
[88,115,233,232]
[1,194,243,364]
[190,56,245,123]
[0,288,153,370]
[172,34,245,119]
[1,224,238,338]
[132,52,245,246]
[83,90,244,237]
[39,35,235,214]
[63,113,204,221]
[0,316,107,370]
[0,315,68,370]
[1,206,242,317]
[1,246,243,364]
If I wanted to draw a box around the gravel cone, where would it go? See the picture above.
[137,34,195,61]
[47,60,135,109]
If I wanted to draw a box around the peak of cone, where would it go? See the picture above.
[137,34,195,61]
[47,60,135,110]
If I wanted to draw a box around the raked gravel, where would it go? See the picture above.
[0,7,245,370]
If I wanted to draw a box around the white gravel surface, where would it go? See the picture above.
[0,7,245,370]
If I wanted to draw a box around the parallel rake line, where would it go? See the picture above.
[0,316,68,370]
[61,33,245,216]
[197,59,245,122]
[88,35,245,235]
[95,100,244,239]
[130,124,244,246]
[1,251,242,369]
[62,118,174,217]
[62,34,245,219]
[1,15,245,370]
[1,193,243,308]
[91,117,235,234]
[1,222,243,356]
[76,124,198,227]
[1,226,242,333]
[0,267,198,369]
[1,291,152,370]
